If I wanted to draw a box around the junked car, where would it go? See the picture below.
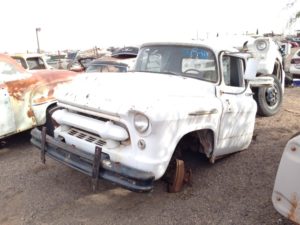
[68,56,96,72]
[289,48,300,80]
[31,41,273,193]
[0,54,77,140]
[70,56,137,73]
[272,133,300,224]
[11,53,53,70]
[85,60,129,73]
[241,37,286,117]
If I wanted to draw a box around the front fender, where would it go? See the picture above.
[30,81,70,125]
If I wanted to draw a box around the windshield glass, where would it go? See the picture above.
[27,57,46,70]
[135,45,218,82]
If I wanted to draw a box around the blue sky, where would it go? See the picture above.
[0,0,299,53]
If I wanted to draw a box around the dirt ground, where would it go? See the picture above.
[0,87,300,225]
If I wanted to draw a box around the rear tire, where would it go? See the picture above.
[254,75,283,117]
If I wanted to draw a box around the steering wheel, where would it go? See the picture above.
[183,68,202,74]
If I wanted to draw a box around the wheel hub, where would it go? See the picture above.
[266,86,278,106]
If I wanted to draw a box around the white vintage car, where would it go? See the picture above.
[31,41,273,192]
[272,133,300,224]
[239,37,286,117]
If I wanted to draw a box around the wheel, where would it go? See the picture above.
[254,74,283,117]
[167,159,185,193]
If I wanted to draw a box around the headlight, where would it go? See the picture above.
[134,113,149,133]
[255,40,268,51]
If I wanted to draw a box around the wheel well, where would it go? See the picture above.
[173,129,214,159]
[46,102,57,112]
[45,103,58,136]
[272,59,282,82]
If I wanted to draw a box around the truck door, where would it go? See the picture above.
[0,60,26,138]
[0,86,16,137]
[214,54,257,157]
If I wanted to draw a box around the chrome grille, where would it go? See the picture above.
[67,128,106,147]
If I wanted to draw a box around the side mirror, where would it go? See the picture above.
[244,58,259,80]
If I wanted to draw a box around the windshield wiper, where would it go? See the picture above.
[162,71,179,76]
[134,70,179,76]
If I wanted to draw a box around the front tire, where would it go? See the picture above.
[254,74,283,117]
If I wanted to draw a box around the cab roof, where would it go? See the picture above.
[10,53,45,59]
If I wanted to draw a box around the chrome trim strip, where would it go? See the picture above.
[188,109,218,116]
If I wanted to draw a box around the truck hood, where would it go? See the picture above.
[55,72,216,115]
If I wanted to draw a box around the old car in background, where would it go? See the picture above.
[289,48,300,82]
[46,52,68,69]
[69,47,138,73]
[46,50,80,70]
[11,53,53,70]
[84,56,136,72]
[272,132,300,224]
[68,56,96,72]
[0,54,77,139]
[70,57,135,73]
[241,37,286,116]
[85,59,129,73]
[111,46,139,58]
[31,40,273,193]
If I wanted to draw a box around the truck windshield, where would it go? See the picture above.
[134,45,218,82]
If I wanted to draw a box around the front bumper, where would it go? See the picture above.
[31,128,155,192]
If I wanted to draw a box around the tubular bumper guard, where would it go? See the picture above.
[30,128,154,192]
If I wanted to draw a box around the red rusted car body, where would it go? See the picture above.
[0,54,77,139]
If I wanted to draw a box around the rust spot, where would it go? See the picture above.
[4,69,77,101]
[288,193,300,224]
[27,108,35,118]
[292,146,297,152]
[32,83,57,104]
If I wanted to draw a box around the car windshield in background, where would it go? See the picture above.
[86,63,127,73]
[67,52,78,60]
[135,45,218,82]
[27,57,46,70]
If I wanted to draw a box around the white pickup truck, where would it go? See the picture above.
[31,41,273,192]
[242,37,285,117]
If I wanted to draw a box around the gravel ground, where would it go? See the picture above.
[0,88,300,225]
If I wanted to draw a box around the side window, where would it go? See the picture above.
[181,48,217,82]
[222,56,244,87]
[27,57,46,70]
[0,61,20,75]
